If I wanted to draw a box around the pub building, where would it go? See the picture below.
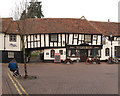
[67,45,101,62]
[0,16,119,63]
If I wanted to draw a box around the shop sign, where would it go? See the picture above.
[69,46,100,49]
[76,46,93,49]
[54,53,61,63]
[94,47,100,49]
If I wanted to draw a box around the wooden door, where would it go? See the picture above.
[80,50,87,62]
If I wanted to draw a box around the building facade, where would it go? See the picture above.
[0,17,120,63]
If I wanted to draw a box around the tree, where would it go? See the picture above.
[11,0,29,78]
[10,0,44,79]
[20,1,44,20]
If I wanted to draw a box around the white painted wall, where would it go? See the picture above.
[45,34,49,47]
[0,33,4,50]
[4,35,21,51]
[97,35,101,45]
[100,37,119,60]
[44,48,66,61]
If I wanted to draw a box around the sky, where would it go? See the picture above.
[0,0,120,22]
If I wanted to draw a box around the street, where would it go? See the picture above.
[2,62,118,95]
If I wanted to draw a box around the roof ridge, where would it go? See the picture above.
[25,18,82,20]
[83,17,103,34]
[90,20,119,24]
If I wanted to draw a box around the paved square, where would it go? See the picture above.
[17,63,118,94]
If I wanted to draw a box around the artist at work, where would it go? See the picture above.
[8,59,21,77]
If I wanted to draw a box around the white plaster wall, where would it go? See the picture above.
[92,35,97,45]
[44,48,66,60]
[78,34,81,45]
[58,34,61,47]
[54,42,57,47]
[46,34,49,47]
[5,35,21,51]
[97,35,101,45]
[0,33,4,50]
[62,34,65,46]
[27,35,31,48]
[41,34,44,47]
[100,37,119,60]
[69,34,73,45]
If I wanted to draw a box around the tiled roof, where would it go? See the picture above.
[2,18,102,35]
[1,17,120,36]
[90,21,120,36]
[1,18,13,33]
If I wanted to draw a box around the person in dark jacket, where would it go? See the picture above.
[8,59,21,76]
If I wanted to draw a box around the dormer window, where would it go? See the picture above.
[9,35,16,42]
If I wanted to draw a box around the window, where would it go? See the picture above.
[68,49,79,56]
[85,35,91,43]
[46,53,49,55]
[88,49,100,57]
[9,35,16,42]
[59,50,63,55]
[74,34,78,38]
[8,52,14,58]
[75,50,80,56]
[102,37,106,45]
[51,50,55,58]
[71,49,76,56]
[115,46,120,57]
[105,48,109,56]
[50,34,57,42]
[93,35,97,41]
[118,37,120,45]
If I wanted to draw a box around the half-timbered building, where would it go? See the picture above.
[0,17,119,63]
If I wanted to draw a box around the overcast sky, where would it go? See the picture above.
[0,0,119,22]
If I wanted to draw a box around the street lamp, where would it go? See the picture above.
[110,32,113,58]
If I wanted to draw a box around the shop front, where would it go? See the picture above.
[66,45,102,62]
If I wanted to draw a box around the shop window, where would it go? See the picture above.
[51,50,55,58]
[76,50,80,56]
[88,49,100,57]
[9,35,16,42]
[50,34,57,42]
[68,49,80,57]
[105,48,109,56]
[8,52,14,58]
[59,50,63,55]
[71,49,76,56]
[85,35,91,43]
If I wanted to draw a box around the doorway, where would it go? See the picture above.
[80,50,88,62]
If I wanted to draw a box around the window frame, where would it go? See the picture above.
[50,34,58,42]
[51,50,55,58]
[105,48,109,56]
[115,46,120,58]
[84,35,91,43]
[9,35,17,42]
[59,50,63,55]
[8,52,14,58]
